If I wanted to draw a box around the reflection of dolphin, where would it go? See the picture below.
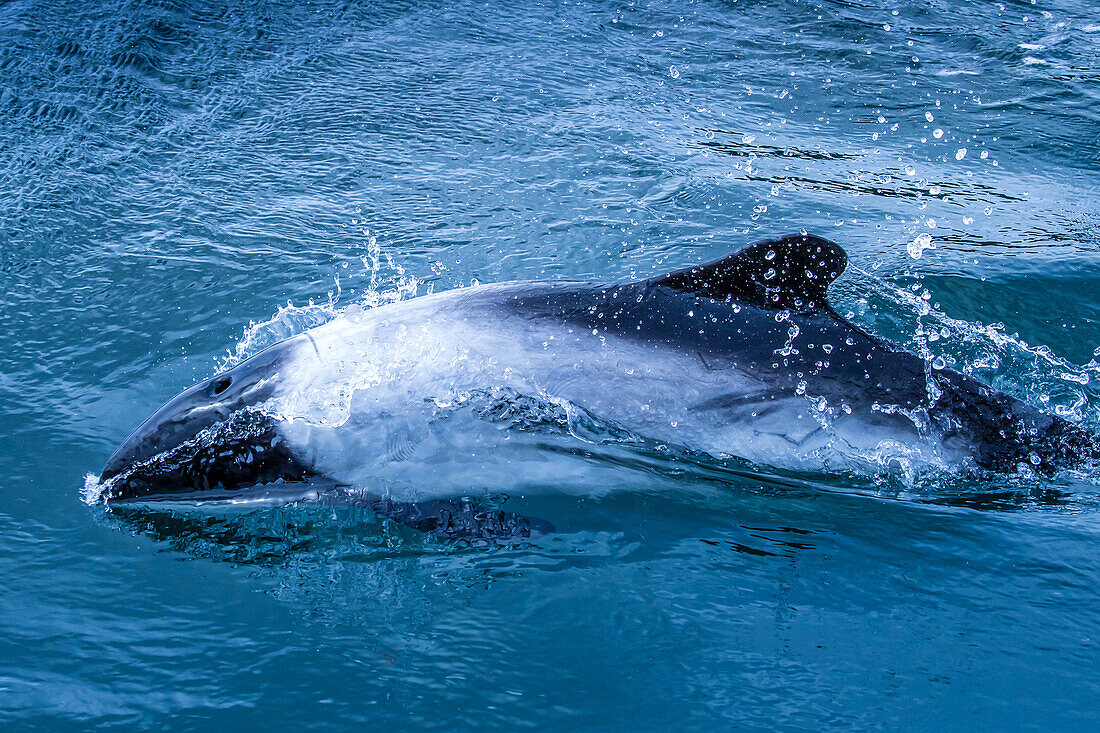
[98,234,1096,511]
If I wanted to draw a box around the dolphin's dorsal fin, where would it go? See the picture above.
[646,233,846,311]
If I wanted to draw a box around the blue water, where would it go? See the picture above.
[3,0,1100,729]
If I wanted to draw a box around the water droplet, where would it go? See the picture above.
[669,65,680,79]
[955,147,967,160]
[907,233,934,259]
[925,111,935,122]
[764,268,776,280]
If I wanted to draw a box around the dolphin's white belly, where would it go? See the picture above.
[261,286,950,496]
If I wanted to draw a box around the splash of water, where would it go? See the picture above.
[82,473,105,505]
[840,265,1099,430]
[220,232,420,370]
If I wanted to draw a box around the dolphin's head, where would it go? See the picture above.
[99,338,313,502]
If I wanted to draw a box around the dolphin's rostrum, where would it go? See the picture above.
[99,234,1096,514]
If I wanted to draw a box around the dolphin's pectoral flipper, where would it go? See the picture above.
[347,492,555,540]
[647,233,846,311]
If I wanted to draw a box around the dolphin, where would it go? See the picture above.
[97,234,1096,520]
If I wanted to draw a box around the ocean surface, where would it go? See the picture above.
[2,0,1099,729]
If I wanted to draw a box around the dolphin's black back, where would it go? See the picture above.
[502,234,1095,473]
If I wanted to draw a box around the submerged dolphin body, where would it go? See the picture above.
[99,234,1095,512]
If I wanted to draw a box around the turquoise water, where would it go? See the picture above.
[3,0,1100,729]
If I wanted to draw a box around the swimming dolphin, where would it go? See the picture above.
[98,234,1095,513]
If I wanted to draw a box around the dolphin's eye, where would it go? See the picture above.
[212,377,232,395]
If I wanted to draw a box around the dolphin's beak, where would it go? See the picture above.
[100,339,308,499]
[99,378,249,484]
